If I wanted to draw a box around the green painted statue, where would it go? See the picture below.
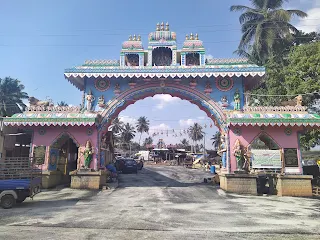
[234,89,241,110]
[233,139,243,170]
[83,140,93,169]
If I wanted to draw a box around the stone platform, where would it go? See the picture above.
[41,171,63,189]
[70,169,107,190]
[276,174,313,197]
[219,173,257,195]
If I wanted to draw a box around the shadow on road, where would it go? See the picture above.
[118,167,216,188]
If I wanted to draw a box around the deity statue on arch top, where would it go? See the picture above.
[86,89,95,112]
[233,89,241,111]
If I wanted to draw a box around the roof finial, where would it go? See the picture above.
[137,35,141,41]
[129,35,132,41]
[165,22,169,31]
[190,33,194,40]
[160,22,164,31]
[195,33,199,40]
[185,34,189,40]
[133,34,136,41]
[156,23,160,31]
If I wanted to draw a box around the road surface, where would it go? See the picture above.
[0,165,319,239]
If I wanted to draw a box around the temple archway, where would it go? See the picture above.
[99,83,227,132]
[98,82,230,170]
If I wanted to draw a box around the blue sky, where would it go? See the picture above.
[1,0,319,148]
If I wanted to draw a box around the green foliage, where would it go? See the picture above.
[143,136,153,146]
[121,123,136,143]
[0,77,29,117]
[230,0,307,65]
[211,132,221,151]
[251,41,320,150]
[111,117,124,135]
[57,101,68,106]
[188,123,204,142]
[136,116,150,146]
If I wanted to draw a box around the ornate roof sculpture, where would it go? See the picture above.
[121,34,144,51]
[182,33,205,52]
[64,23,266,90]
[3,106,98,127]
[148,22,176,44]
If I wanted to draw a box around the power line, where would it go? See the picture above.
[0,19,319,36]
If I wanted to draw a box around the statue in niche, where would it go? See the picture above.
[98,95,105,107]
[100,134,108,150]
[295,95,303,106]
[243,145,251,173]
[233,139,243,171]
[233,89,241,111]
[218,133,227,168]
[221,96,229,108]
[83,140,93,169]
[86,89,95,112]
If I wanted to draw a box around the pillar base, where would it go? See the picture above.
[70,170,107,190]
[276,174,313,197]
[219,173,257,195]
[41,171,63,189]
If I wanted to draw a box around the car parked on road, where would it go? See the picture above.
[122,159,138,174]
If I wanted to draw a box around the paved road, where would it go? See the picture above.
[0,166,320,240]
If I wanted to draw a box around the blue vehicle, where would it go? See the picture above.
[0,158,42,209]
[122,159,138,174]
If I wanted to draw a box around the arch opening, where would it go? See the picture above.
[99,83,227,134]
[97,83,229,170]
[49,132,79,182]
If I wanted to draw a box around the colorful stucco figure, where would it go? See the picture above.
[84,140,93,169]
[86,89,95,112]
[233,139,242,170]
[233,89,240,111]
[219,134,227,168]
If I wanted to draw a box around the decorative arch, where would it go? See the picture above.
[249,132,280,150]
[98,83,227,134]
[50,131,80,148]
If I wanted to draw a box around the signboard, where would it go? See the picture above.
[284,148,299,167]
[251,149,282,169]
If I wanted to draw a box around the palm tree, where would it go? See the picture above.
[144,136,153,146]
[181,138,190,149]
[136,116,150,146]
[0,77,28,117]
[121,123,136,143]
[188,123,204,153]
[230,0,307,65]
[57,101,68,106]
[211,132,221,151]
[111,117,124,135]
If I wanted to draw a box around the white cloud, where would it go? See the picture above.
[119,115,137,125]
[150,123,170,131]
[179,119,195,127]
[294,0,320,33]
[152,94,180,110]
[296,8,320,33]
[197,116,205,120]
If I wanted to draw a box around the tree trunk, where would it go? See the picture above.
[139,132,142,146]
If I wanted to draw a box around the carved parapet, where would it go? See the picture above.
[26,106,81,112]
[243,106,308,113]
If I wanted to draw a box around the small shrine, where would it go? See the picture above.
[3,23,319,196]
